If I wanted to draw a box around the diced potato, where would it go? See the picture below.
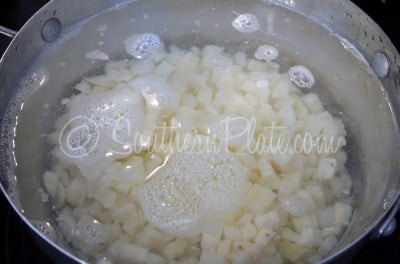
[297,228,322,248]
[108,240,149,264]
[317,207,335,227]
[271,151,295,174]
[322,226,341,238]
[55,182,65,208]
[240,223,258,241]
[318,236,338,256]
[217,240,231,256]
[66,179,86,207]
[122,217,140,236]
[334,202,352,226]
[199,253,225,264]
[259,211,281,230]
[146,253,166,264]
[244,184,276,213]
[135,225,172,250]
[43,171,59,198]
[237,213,253,226]
[119,156,146,185]
[201,228,222,252]
[279,240,312,262]
[223,225,242,241]
[302,93,323,113]
[313,158,337,180]
[281,228,299,242]
[111,203,137,223]
[163,238,188,260]
[94,189,117,209]
[155,60,176,77]
[255,228,276,245]
[293,215,319,231]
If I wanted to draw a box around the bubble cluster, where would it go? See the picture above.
[124,33,163,59]
[59,90,144,166]
[30,220,57,241]
[255,45,279,61]
[141,150,247,236]
[232,13,260,33]
[288,65,315,88]
[75,215,109,245]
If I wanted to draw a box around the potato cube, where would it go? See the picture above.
[297,228,322,248]
[303,93,323,113]
[66,179,86,207]
[146,253,166,264]
[43,171,59,198]
[281,228,299,242]
[217,240,231,256]
[318,236,338,256]
[241,223,258,241]
[94,189,117,209]
[313,158,337,180]
[244,184,276,213]
[199,253,225,264]
[334,203,352,226]
[163,238,187,260]
[111,203,137,223]
[237,213,253,227]
[115,241,149,264]
[255,228,276,245]
[223,225,242,241]
[279,240,312,262]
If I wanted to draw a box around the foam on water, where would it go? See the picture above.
[232,13,260,33]
[141,150,247,236]
[255,45,279,61]
[58,89,144,167]
[124,33,163,59]
[75,215,109,245]
[288,65,315,88]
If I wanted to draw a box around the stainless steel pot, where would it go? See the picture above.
[1,0,400,263]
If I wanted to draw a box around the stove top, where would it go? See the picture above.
[1,0,400,263]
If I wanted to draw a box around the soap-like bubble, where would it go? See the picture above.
[124,33,163,59]
[141,150,247,236]
[75,215,109,245]
[288,65,315,88]
[232,13,260,33]
[58,89,144,166]
[255,45,279,61]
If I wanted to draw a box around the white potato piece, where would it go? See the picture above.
[241,223,258,241]
[43,171,59,198]
[313,158,337,180]
[223,225,242,241]
[334,202,352,226]
[244,184,276,213]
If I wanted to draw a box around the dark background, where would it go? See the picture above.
[1,0,400,263]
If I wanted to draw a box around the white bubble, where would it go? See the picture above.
[140,150,247,236]
[58,89,144,166]
[124,33,163,59]
[85,50,109,61]
[288,65,315,88]
[255,45,279,61]
[75,215,109,245]
[232,13,260,33]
